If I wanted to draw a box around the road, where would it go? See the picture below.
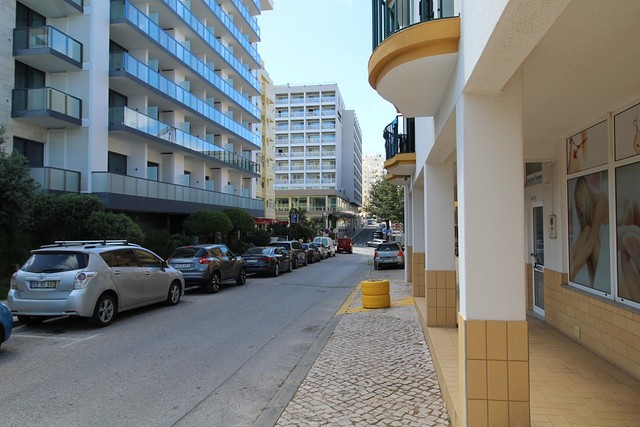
[0,248,373,427]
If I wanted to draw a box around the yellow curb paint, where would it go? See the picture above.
[336,282,362,315]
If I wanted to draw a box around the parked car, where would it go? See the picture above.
[314,242,329,259]
[337,237,353,254]
[302,243,322,264]
[0,302,12,348]
[313,236,336,257]
[167,244,246,293]
[8,240,184,327]
[241,246,291,276]
[373,242,405,270]
[268,240,307,269]
[367,238,386,248]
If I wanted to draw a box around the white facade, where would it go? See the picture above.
[2,0,273,224]
[361,154,385,209]
[370,0,640,425]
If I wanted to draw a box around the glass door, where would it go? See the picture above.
[531,204,545,317]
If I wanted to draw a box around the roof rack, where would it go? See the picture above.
[40,240,134,248]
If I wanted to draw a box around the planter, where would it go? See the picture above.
[361,279,390,308]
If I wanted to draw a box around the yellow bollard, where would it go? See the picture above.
[361,279,390,308]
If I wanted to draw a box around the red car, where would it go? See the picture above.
[337,238,353,254]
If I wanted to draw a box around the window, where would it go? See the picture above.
[14,61,44,89]
[13,137,43,167]
[147,162,159,181]
[108,151,127,175]
[16,3,45,28]
[135,250,161,268]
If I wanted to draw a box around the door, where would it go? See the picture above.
[531,204,545,317]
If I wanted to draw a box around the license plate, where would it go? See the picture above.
[31,281,57,289]
[174,263,192,269]
[245,259,257,263]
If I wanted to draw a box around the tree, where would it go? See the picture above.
[85,211,145,243]
[0,128,36,274]
[30,193,104,244]
[224,208,256,253]
[364,178,404,227]
[183,210,232,244]
[287,208,316,242]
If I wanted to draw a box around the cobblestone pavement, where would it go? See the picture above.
[275,270,450,427]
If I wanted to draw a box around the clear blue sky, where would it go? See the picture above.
[257,0,397,156]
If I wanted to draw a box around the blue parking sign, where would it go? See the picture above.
[290,214,299,224]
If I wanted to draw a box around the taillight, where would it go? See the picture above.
[10,272,17,289]
[166,258,171,263]
[260,257,271,262]
[74,272,97,289]
[374,251,379,259]
[398,250,404,257]
[198,257,211,264]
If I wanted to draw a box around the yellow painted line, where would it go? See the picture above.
[336,282,362,315]
[340,294,415,314]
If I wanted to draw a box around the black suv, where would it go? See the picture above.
[268,241,307,269]
[167,244,246,293]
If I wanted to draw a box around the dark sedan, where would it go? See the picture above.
[241,246,291,277]
[302,243,322,264]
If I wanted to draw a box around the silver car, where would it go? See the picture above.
[373,242,405,270]
[8,241,184,327]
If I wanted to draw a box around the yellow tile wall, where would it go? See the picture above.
[406,245,413,282]
[525,263,533,312]
[412,252,425,297]
[460,315,530,427]
[544,267,640,380]
[426,269,457,327]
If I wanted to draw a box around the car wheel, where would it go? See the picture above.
[287,260,292,272]
[166,281,181,306]
[17,315,45,326]
[236,268,247,285]
[90,293,116,327]
[272,263,280,277]
[206,272,221,293]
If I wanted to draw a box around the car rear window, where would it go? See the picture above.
[270,243,289,250]
[22,252,89,273]
[171,247,207,258]
[245,247,268,255]
[377,244,399,251]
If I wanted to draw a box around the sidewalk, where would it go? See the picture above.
[274,269,451,426]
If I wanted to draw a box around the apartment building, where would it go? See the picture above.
[1,0,272,229]
[257,67,276,223]
[370,0,640,425]
[274,83,362,235]
[361,153,384,210]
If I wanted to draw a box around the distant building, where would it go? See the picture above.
[273,83,362,236]
[257,67,276,225]
[362,154,385,212]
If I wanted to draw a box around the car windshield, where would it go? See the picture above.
[22,252,89,273]
[171,247,207,258]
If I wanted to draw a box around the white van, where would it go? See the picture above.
[313,236,336,257]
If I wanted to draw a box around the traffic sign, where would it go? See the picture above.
[290,213,299,224]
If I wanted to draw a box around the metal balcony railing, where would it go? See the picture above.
[384,116,415,161]
[372,0,456,49]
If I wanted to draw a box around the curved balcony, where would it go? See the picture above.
[369,1,460,117]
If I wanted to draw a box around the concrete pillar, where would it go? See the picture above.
[456,71,529,427]
[425,158,456,327]
[411,185,425,297]
[404,188,413,284]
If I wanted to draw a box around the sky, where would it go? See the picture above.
[257,0,398,156]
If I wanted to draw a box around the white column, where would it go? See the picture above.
[425,159,456,271]
[404,187,413,283]
[456,72,526,321]
[411,184,425,254]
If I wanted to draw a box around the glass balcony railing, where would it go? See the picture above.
[111,1,259,119]
[372,0,456,49]
[109,107,259,174]
[230,0,260,37]
[384,116,415,160]
[13,26,82,65]
[31,167,81,193]
[199,0,261,63]
[92,172,264,211]
[12,87,82,123]
[155,0,260,92]
[110,52,260,148]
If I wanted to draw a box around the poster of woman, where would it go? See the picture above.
[567,171,611,293]
[616,162,640,304]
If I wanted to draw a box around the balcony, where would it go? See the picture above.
[368,0,460,117]
[31,167,81,193]
[383,116,415,177]
[92,172,264,214]
[109,107,259,175]
[13,26,83,72]
[12,87,82,128]
[19,0,83,18]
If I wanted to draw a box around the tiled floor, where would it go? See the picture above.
[416,300,640,426]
